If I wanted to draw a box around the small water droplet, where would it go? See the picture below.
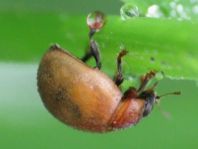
[169,1,191,20]
[126,76,139,87]
[146,4,164,18]
[120,3,139,20]
[87,11,105,32]
[155,72,164,81]
[190,0,198,4]
[169,1,177,9]
[176,3,189,20]
[119,44,126,51]
[193,5,198,14]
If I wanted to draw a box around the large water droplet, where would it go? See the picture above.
[120,3,139,20]
[87,11,105,32]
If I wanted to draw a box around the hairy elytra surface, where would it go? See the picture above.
[37,45,146,132]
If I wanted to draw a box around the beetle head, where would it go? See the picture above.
[139,90,156,117]
[139,90,181,117]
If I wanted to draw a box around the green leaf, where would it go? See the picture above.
[94,16,198,81]
[0,12,197,81]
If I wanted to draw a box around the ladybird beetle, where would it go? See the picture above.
[37,11,180,132]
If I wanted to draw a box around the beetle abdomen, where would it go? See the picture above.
[37,45,122,132]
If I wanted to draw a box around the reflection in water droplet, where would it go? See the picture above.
[193,5,198,14]
[120,3,139,20]
[146,4,164,18]
[87,11,105,32]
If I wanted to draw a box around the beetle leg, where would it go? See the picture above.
[90,40,101,69]
[81,51,92,63]
[89,29,96,39]
[81,39,101,69]
[114,50,128,86]
[137,71,156,93]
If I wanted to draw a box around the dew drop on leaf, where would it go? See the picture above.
[120,3,139,20]
[146,4,164,18]
[155,72,164,81]
[87,11,105,32]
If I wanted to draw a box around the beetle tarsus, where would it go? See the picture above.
[89,29,96,39]
[138,71,156,93]
[90,40,101,69]
[114,50,128,86]
[81,51,92,62]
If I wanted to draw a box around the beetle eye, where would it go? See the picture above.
[143,101,153,117]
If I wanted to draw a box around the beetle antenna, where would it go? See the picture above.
[155,91,180,116]
[156,91,181,99]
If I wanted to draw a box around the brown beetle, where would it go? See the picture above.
[37,11,180,132]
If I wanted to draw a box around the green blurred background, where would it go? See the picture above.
[0,0,198,149]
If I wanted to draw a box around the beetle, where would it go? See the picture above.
[37,11,180,132]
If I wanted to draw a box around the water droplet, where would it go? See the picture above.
[169,1,191,20]
[146,4,164,18]
[87,11,105,32]
[169,1,177,9]
[155,72,164,81]
[119,44,126,51]
[126,76,139,87]
[192,5,198,14]
[120,3,139,20]
[190,0,198,4]
[175,3,189,20]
